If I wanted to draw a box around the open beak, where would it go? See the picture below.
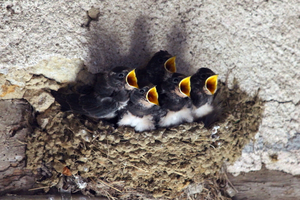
[179,76,191,97]
[205,75,218,95]
[146,86,159,106]
[126,69,139,88]
[164,56,176,73]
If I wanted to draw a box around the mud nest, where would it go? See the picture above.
[26,80,264,199]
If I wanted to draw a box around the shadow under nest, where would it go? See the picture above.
[26,77,264,199]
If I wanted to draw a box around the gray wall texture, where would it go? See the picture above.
[1,0,300,175]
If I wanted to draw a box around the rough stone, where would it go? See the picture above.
[23,90,55,112]
[0,99,35,195]
[31,57,84,83]
[0,58,84,112]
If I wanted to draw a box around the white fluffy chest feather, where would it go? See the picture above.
[118,112,155,132]
[192,103,213,119]
[159,106,193,127]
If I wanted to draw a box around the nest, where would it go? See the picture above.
[26,80,264,199]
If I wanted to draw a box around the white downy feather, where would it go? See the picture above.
[192,103,213,119]
[118,112,155,132]
[159,106,193,127]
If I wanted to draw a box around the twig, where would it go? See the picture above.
[173,171,184,176]
[129,164,149,172]
[28,186,51,191]
[16,139,27,145]
[90,177,96,184]
[98,179,122,193]
[105,191,115,200]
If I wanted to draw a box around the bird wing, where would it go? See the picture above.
[80,95,119,118]
[51,91,119,119]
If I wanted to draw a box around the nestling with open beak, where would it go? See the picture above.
[118,85,161,132]
[157,73,193,127]
[51,66,138,119]
[186,68,219,121]
[131,50,177,88]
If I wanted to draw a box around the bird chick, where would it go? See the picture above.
[51,66,138,119]
[118,85,160,132]
[157,73,193,127]
[131,50,177,88]
[180,68,218,121]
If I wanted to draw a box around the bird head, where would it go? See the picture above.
[108,66,130,88]
[130,85,159,108]
[191,68,218,95]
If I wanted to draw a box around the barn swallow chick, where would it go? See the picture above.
[181,68,218,121]
[118,86,160,132]
[130,50,176,88]
[145,50,177,85]
[51,66,138,119]
[157,73,193,127]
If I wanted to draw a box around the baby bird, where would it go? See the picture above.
[118,85,160,132]
[157,73,193,127]
[130,50,177,88]
[51,66,137,119]
[181,68,218,121]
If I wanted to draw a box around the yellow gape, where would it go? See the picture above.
[179,76,191,97]
[205,75,218,95]
[126,69,139,88]
[164,56,177,73]
[147,86,159,106]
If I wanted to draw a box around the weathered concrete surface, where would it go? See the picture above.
[1,0,299,180]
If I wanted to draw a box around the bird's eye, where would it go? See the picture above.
[118,73,125,78]
[139,89,145,94]
[172,78,179,84]
[200,74,207,79]
[158,58,164,63]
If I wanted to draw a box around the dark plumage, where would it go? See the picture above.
[51,51,221,131]
[132,50,177,88]
[51,66,136,119]
[189,67,218,121]
[118,85,161,132]
[145,50,176,85]
[157,73,193,127]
